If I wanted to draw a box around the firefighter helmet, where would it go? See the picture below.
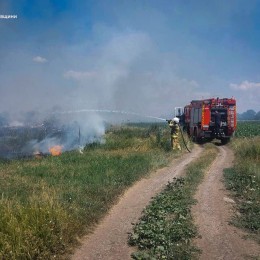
[173,117,179,123]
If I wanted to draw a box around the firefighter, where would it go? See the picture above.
[168,117,181,150]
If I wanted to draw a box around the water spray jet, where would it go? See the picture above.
[53,109,166,122]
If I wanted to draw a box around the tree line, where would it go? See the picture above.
[237,109,260,121]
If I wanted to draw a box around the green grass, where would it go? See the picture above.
[0,123,186,259]
[224,136,260,242]
[235,121,260,137]
[128,144,218,260]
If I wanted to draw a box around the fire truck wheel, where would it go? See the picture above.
[192,128,198,143]
[221,138,230,145]
[187,126,190,137]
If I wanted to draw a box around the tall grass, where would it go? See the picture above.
[224,136,260,241]
[0,123,185,259]
[0,189,74,259]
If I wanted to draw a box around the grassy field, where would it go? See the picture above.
[224,135,260,242]
[235,121,260,137]
[128,144,218,259]
[2,120,257,259]
[0,123,191,259]
[224,121,260,242]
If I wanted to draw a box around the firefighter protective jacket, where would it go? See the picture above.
[169,121,180,138]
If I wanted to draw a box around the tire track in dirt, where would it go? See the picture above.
[71,145,203,260]
[193,145,260,260]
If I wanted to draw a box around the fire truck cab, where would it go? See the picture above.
[183,97,236,144]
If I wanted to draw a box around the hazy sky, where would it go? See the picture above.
[1,0,260,119]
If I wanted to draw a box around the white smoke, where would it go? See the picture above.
[22,137,61,155]
[20,112,106,155]
[0,29,201,156]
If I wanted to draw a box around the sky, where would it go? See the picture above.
[0,0,260,123]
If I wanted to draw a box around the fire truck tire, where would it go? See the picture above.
[221,138,230,145]
[192,128,198,143]
[186,125,190,137]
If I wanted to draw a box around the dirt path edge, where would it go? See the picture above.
[192,145,260,260]
[71,146,203,260]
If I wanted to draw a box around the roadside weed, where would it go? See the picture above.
[224,136,260,242]
[129,144,217,259]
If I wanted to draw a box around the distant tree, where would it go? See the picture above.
[238,109,256,120]
[254,111,260,120]
[237,113,242,120]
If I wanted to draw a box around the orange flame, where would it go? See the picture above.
[49,145,62,156]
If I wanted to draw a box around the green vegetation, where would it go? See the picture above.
[224,136,260,242]
[129,144,217,260]
[0,123,188,259]
[235,121,260,137]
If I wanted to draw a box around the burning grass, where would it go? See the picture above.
[0,123,186,259]
[49,145,63,156]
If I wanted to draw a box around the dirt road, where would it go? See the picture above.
[72,145,260,260]
[72,146,203,260]
[193,145,260,259]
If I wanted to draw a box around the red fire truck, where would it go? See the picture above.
[183,97,236,144]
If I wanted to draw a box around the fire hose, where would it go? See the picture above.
[178,123,191,153]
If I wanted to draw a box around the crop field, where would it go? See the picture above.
[235,121,260,137]
[0,123,191,259]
